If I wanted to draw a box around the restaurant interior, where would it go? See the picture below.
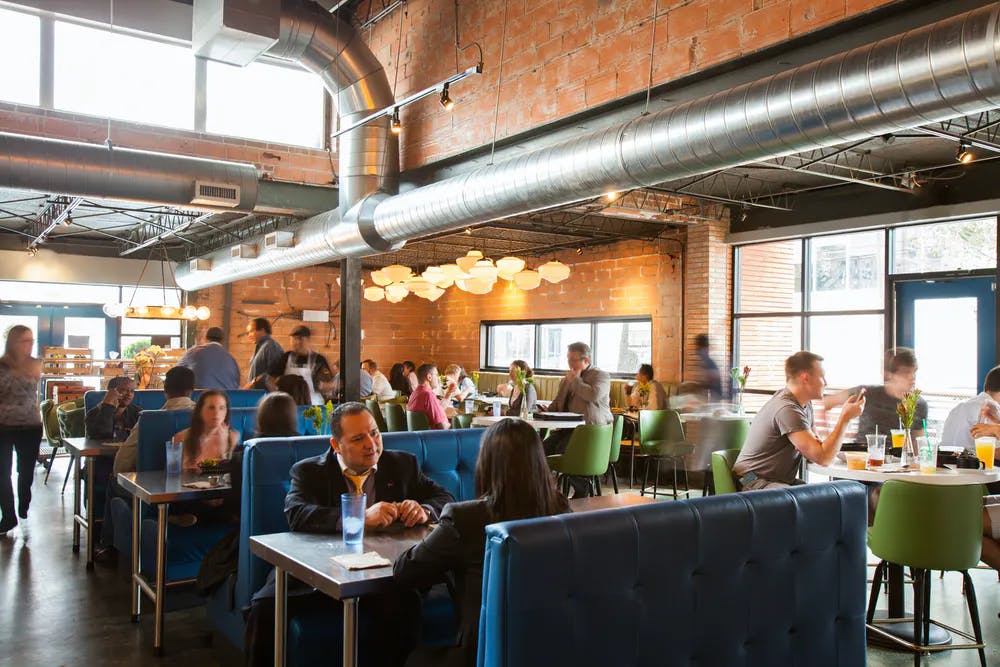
[2,0,1000,665]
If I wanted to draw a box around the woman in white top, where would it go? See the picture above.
[626,364,668,410]
[442,364,477,404]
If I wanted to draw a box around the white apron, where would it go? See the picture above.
[285,354,324,406]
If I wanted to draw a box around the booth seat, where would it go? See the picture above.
[478,480,867,667]
[206,428,486,659]
[474,371,673,408]
[84,388,265,413]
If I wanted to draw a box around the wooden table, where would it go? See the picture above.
[253,492,659,667]
[808,461,999,648]
[63,437,120,570]
[117,470,231,655]
[471,415,585,430]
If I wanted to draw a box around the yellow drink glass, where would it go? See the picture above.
[975,436,996,470]
[890,429,905,452]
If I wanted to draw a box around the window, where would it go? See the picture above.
[808,231,883,311]
[54,21,194,129]
[206,59,325,148]
[482,317,652,375]
[0,8,40,105]
[736,240,801,313]
[892,217,996,274]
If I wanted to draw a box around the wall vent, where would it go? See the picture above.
[189,258,213,272]
[192,181,241,207]
[231,244,258,259]
[264,230,295,249]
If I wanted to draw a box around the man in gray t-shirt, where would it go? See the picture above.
[733,351,866,490]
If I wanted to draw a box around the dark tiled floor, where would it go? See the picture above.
[2,459,999,666]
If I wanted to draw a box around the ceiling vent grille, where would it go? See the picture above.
[264,230,295,249]
[192,181,241,207]
[231,244,258,259]
[189,258,213,272]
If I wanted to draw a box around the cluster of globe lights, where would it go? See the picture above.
[102,302,211,320]
[363,251,571,303]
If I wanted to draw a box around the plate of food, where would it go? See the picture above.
[196,458,231,475]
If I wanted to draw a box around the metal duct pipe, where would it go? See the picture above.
[0,132,260,212]
[371,3,1000,243]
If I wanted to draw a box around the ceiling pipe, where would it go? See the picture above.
[175,3,1000,290]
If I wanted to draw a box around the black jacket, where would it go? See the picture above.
[84,403,142,441]
[284,449,454,533]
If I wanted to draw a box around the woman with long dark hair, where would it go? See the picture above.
[0,325,42,534]
[276,374,312,407]
[505,359,536,416]
[393,419,568,666]
[255,391,300,438]
[389,362,410,396]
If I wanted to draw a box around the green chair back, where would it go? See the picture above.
[365,398,388,433]
[451,413,473,429]
[609,414,624,464]
[549,424,613,477]
[383,403,406,432]
[56,399,85,439]
[638,409,689,456]
[868,481,984,571]
[711,449,741,495]
[40,399,60,446]
[722,418,750,451]
[406,410,430,431]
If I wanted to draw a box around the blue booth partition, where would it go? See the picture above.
[477,481,868,667]
[206,428,486,659]
[85,388,266,414]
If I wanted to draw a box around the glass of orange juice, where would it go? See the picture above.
[844,452,867,471]
[890,429,906,453]
[975,436,996,470]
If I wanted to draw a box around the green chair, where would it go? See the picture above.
[365,398,388,433]
[547,424,613,497]
[56,398,85,495]
[451,414,473,429]
[710,449,741,495]
[594,414,624,495]
[700,417,750,496]
[40,399,62,485]
[639,409,695,499]
[383,403,407,432]
[866,481,986,665]
[406,410,430,431]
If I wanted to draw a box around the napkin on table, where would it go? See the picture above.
[182,481,215,489]
[332,551,392,570]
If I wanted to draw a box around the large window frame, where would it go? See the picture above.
[0,5,331,149]
[732,217,999,402]
[481,316,652,378]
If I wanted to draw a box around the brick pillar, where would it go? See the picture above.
[683,214,732,383]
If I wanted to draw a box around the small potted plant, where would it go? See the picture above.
[302,399,335,435]
[730,365,751,415]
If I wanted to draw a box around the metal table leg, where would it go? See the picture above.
[274,566,287,667]
[131,494,141,622]
[71,454,81,553]
[869,562,950,647]
[85,456,95,570]
[343,597,359,667]
[153,503,168,656]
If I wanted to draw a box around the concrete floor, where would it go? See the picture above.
[1,458,999,666]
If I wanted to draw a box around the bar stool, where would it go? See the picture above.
[547,424,613,497]
[639,410,694,499]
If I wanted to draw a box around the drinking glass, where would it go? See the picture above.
[341,493,366,546]
[464,398,474,414]
[844,452,867,471]
[890,429,906,452]
[975,436,996,470]
[164,440,182,476]
[916,436,937,475]
[866,434,886,469]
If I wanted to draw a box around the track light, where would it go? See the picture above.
[605,191,619,202]
[439,84,454,111]
[63,214,73,227]
[956,141,974,164]
[390,108,401,134]
[27,246,37,256]
[464,227,473,235]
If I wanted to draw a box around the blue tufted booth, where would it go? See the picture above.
[84,388,266,414]
[477,480,868,667]
[206,428,485,659]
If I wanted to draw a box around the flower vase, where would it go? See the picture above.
[735,390,745,416]
[518,390,530,421]
[899,430,916,467]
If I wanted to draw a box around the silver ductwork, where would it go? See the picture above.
[176,3,1000,289]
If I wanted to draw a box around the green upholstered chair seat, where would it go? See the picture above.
[546,424,613,478]
[406,410,431,431]
[711,449,741,495]
[640,439,694,457]
[451,414,473,429]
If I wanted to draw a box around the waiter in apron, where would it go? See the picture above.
[267,325,334,406]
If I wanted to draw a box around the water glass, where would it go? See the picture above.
[464,398,475,414]
[865,434,886,469]
[164,440,182,476]
[341,493,366,546]
[916,436,938,475]
[492,400,502,417]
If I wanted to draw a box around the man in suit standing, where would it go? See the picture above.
[245,402,454,666]
[544,341,612,498]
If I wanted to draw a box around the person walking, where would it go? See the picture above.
[0,325,42,534]
[178,326,241,390]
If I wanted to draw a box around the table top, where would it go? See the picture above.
[611,409,750,423]
[568,493,659,512]
[471,415,585,430]
[64,436,121,457]
[808,461,1000,486]
[117,470,232,504]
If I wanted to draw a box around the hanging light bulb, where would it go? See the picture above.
[160,305,176,317]
[469,258,499,283]
[370,269,391,286]
[181,305,197,320]
[103,302,125,318]
[134,305,149,316]
[381,264,413,283]
[456,250,484,273]
[390,107,401,134]
[385,283,410,300]
[364,286,386,302]
[538,260,571,283]
[513,269,542,290]
[496,256,526,280]
[196,306,211,320]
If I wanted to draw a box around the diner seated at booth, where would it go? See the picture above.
[442,364,477,405]
[364,359,397,400]
[505,359,537,417]
[625,363,667,410]
[407,363,451,429]
[276,374,312,406]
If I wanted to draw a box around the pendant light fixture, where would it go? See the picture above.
[538,260,571,283]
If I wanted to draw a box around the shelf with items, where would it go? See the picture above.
[41,347,94,377]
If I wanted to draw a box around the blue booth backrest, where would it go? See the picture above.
[85,388,265,413]
[135,407,258,472]
[478,481,868,667]
[237,428,485,610]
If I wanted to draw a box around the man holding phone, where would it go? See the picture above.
[733,351,865,490]
[84,376,142,441]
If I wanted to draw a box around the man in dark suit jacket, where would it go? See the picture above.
[245,402,454,666]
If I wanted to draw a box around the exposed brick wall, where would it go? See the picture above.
[362,0,898,169]
[684,215,732,385]
[0,102,336,186]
